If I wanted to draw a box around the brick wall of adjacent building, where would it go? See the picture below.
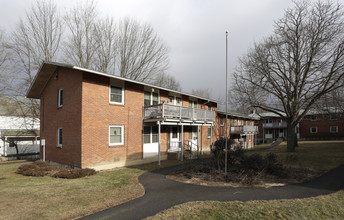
[40,67,82,167]
[300,114,344,140]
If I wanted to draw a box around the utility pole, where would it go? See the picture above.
[225,31,228,176]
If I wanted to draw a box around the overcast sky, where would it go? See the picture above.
[0,0,302,100]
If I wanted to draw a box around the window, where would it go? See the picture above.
[330,126,338,133]
[144,91,159,106]
[57,127,62,147]
[152,93,158,105]
[144,91,151,106]
[143,126,151,144]
[265,118,272,124]
[310,115,317,121]
[207,127,212,138]
[144,126,158,144]
[220,117,224,126]
[168,96,174,103]
[176,97,182,105]
[110,85,124,104]
[189,100,198,108]
[310,127,317,133]
[254,120,259,125]
[58,88,63,107]
[265,129,272,134]
[330,115,338,120]
[207,104,212,111]
[152,126,158,143]
[109,125,124,146]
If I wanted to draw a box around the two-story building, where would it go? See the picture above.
[299,109,344,140]
[251,110,344,143]
[27,62,217,170]
[216,111,258,149]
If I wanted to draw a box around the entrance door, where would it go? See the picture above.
[188,126,198,151]
[143,125,158,158]
[169,127,180,151]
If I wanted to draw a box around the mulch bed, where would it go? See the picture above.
[16,160,96,179]
[167,159,324,188]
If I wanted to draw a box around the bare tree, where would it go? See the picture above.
[63,0,98,69]
[115,18,169,82]
[7,0,63,127]
[313,78,344,116]
[191,88,212,99]
[153,72,181,91]
[0,29,11,94]
[9,0,63,94]
[93,17,117,73]
[233,1,344,152]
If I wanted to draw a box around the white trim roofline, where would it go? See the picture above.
[27,61,218,104]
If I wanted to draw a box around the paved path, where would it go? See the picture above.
[81,164,344,220]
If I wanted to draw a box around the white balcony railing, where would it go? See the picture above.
[230,125,258,134]
[144,103,215,122]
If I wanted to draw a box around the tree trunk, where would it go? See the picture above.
[14,142,20,160]
[287,122,297,152]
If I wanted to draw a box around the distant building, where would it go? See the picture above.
[250,109,344,143]
[0,96,40,160]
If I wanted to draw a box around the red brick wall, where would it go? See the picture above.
[300,114,344,139]
[81,72,145,167]
[40,67,82,167]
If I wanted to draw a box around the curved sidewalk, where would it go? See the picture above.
[81,164,344,220]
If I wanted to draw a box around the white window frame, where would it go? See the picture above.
[57,127,62,147]
[310,127,318,133]
[207,127,212,138]
[109,85,124,105]
[58,88,63,108]
[109,125,124,146]
[176,97,182,105]
[330,126,338,133]
[143,126,158,144]
[144,90,160,106]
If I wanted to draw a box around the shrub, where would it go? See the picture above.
[52,168,96,179]
[212,138,245,170]
[16,161,96,179]
[241,154,265,171]
[16,161,61,177]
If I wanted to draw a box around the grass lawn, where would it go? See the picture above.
[146,190,344,220]
[0,160,181,220]
[251,140,344,170]
[146,140,344,220]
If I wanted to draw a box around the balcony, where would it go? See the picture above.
[144,103,215,123]
[230,125,258,134]
[263,122,287,128]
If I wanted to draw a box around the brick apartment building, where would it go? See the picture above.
[300,110,344,140]
[216,111,258,149]
[251,110,344,143]
[26,62,257,169]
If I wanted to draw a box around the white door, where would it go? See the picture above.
[188,126,198,151]
[143,126,158,158]
[169,127,180,152]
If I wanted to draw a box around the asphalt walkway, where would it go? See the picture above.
[81,163,344,220]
